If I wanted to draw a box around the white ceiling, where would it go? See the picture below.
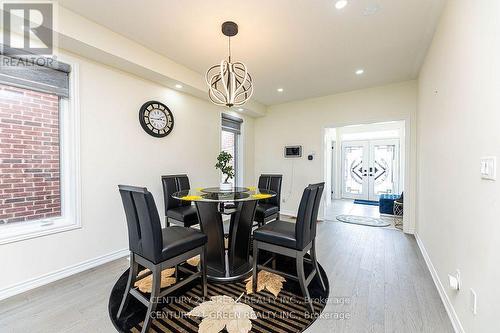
[59,0,445,106]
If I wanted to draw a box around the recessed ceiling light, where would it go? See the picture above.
[355,69,365,75]
[335,0,348,10]
[238,108,244,111]
[364,4,381,16]
[277,88,284,92]
[175,84,183,88]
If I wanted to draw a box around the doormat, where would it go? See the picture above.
[353,199,379,206]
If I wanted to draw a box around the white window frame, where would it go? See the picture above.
[220,112,244,187]
[235,121,244,186]
[0,61,81,245]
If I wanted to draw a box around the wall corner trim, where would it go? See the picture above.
[0,248,129,301]
[404,227,416,235]
[414,233,464,333]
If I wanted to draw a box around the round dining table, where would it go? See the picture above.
[172,186,276,282]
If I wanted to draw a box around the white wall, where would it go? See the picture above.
[0,51,255,294]
[337,121,403,141]
[254,81,417,231]
[416,0,500,331]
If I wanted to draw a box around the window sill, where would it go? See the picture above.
[0,218,81,245]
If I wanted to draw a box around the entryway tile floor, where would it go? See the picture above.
[325,199,379,219]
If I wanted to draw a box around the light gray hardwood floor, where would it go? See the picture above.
[0,220,453,333]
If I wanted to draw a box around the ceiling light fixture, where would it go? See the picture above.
[364,4,381,16]
[175,84,183,88]
[206,21,253,108]
[335,0,348,10]
[238,108,244,111]
[355,69,365,75]
[277,88,284,92]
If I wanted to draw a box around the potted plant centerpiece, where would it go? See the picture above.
[215,151,235,191]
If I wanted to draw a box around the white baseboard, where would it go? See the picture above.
[0,248,129,301]
[414,233,464,333]
[280,209,296,218]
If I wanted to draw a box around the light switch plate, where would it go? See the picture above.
[480,156,496,180]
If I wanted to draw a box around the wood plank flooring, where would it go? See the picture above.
[0,219,453,333]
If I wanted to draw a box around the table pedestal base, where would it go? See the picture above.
[195,200,257,283]
[206,259,253,283]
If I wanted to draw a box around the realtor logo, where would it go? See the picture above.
[2,2,53,55]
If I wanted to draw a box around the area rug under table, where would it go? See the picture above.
[108,254,329,333]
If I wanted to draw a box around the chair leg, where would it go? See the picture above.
[296,254,314,313]
[117,252,139,319]
[252,241,258,293]
[142,267,161,333]
[311,239,326,291]
[200,245,207,299]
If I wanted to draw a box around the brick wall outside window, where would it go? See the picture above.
[0,84,61,224]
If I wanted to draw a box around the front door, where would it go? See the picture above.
[341,139,399,201]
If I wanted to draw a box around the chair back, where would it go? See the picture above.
[257,174,283,208]
[118,185,163,263]
[161,174,191,215]
[295,183,324,249]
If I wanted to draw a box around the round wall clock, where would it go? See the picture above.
[138,101,174,137]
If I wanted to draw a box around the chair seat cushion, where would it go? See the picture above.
[167,205,198,226]
[159,226,207,263]
[254,203,279,221]
[253,220,297,249]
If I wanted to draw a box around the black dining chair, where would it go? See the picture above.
[252,182,325,312]
[162,174,198,227]
[117,185,207,333]
[254,174,283,227]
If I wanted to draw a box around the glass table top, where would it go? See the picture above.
[200,187,251,194]
[172,187,277,202]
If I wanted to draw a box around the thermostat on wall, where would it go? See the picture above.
[284,145,302,158]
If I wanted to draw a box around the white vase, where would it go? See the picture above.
[219,182,232,191]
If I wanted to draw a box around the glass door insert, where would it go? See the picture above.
[341,139,399,201]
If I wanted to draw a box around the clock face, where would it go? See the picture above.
[139,101,174,137]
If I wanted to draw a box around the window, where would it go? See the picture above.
[221,114,242,186]
[0,53,79,244]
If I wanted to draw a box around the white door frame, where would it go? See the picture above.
[331,140,336,199]
[323,118,415,234]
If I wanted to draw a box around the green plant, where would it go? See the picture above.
[215,151,235,183]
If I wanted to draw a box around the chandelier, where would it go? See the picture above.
[206,21,253,107]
